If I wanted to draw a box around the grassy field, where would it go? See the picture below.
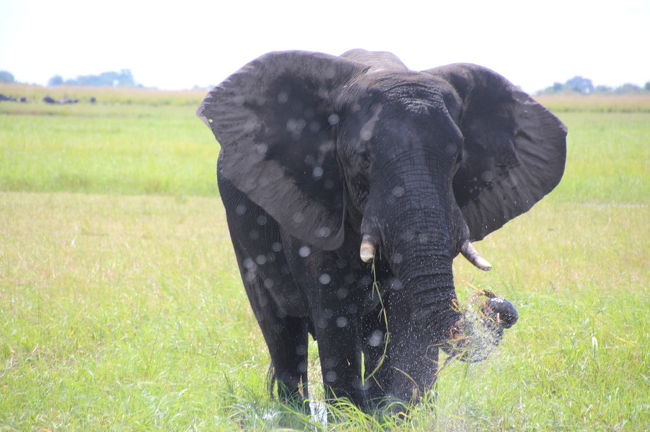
[0,87,648,431]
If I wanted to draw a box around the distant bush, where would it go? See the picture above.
[48,75,64,86]
[565,76,594,93]
[0,70,15,83]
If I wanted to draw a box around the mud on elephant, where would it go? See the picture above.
[197,49,566,412]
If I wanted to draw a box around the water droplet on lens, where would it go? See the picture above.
[292,212,305,224]
[369,330,384,347]
[299,246,311,257]
[316,226,331,238]
[319,273,331,285]
[392,186,404,197]
[481,170,494,182]
[327,113,339,125]
[389,278,403,290]
[336,316,348,327]
[254,143,268,155]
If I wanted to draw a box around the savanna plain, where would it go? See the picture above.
[0,84,648,431]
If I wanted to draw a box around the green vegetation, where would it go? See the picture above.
[0,85,214,196]
[1,86,648,431]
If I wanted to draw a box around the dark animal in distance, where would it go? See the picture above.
[197,49,566,413]
[0,94,27,103]
[43,96,79,105]
[0,93,17,102]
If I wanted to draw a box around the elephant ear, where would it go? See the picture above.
[198,51,367,250]
[425,64,567,241]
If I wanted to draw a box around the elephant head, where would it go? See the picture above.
[198,50,566,407]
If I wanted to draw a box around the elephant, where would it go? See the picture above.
[197,49,566,412]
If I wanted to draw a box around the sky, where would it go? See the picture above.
[1,0,648,93]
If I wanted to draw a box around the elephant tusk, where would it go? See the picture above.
[360,235,376,263]
[461,240,492,271]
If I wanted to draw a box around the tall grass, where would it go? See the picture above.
[0,87,648,430]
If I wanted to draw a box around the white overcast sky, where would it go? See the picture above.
[1,0,648,93]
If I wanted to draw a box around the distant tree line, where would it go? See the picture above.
[47,69,138,87]
[2,68,649,93]
[1,69,141,87]
[539,75,650,95]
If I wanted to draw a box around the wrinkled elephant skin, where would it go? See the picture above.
[197,49,566,411]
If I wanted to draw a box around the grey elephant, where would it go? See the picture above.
[197,49,566,412]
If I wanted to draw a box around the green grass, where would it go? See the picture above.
[1,86,649,431]
[537,93,650,113]
[0,99,216,196]
[550,112,650,204]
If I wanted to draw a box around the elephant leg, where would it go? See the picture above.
[312,295,364,406]
[359,259,397,408]
[269,316,309,404]
[232,239,310,407]
[219,174,310,406]
[284,244,367,406]
[361,307,391,406]
[252,301,309,405]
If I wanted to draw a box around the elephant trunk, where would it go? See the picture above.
[385,212,460,336]
[361,170,462,340]
[373,207,461,402]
